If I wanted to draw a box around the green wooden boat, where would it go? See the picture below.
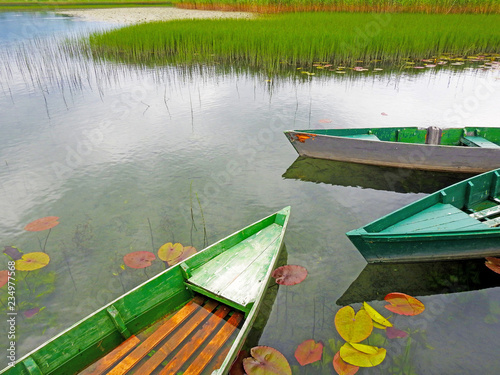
[284,126,500,173]
[346,170,500,263]
[1,207,290,375]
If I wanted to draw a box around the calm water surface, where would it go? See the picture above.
[1,11,500,374]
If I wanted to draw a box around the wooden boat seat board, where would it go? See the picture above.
[78,336,140,375]
[470,204,500,219]
[79,297,243,375]
[380,203,490,234]
[461,136,500,148]
[342,134,380,141]
[187,223,283,308]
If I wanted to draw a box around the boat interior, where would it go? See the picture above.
[363,170,500,234]
[304,127,500,147]
[79,295,242,375]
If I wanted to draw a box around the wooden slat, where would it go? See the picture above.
[133,299,219,375]
[484,217,500,227]
[183,312,244,375]
[461,136,500,148]
[107,296,205,375]
[189,225,282,298]
[158,306,232,375]
[470,204,500,219]
[218,236,280,306]
[79,335,140,375]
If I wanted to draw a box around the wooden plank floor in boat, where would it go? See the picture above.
[187,223,283,308]
[78,296,243,375]
[380,203,491,234]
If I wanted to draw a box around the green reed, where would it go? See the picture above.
[174,0,500,14]
[86,12,500,71]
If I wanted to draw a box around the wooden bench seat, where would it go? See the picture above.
[461,136,500,148]
[79,296,243,375]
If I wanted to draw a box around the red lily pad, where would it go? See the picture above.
[229,349,248,375]
[0,270,9,288]
[123,251,156,269]
[333,351,359,375]
[3,246,23,260]
[386,327,408,339]
[24,216,59,231]
[271,265,307,286]
[485,257,500,274]
[243,346,292,375]
[294,339,323,366]
[384,292,425,316]
[24,307,43,318]
[170,246,198,266]
[15,252,50,271]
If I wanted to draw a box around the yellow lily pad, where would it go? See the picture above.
[340,342,386,367]
[158,242,183,264]
[15,252,50,271]
[363,302,392,328]
[335,306,373,343]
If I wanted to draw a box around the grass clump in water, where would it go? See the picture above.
[86,12,500,72]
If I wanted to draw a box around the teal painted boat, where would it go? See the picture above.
[284,126,500,173]
[1,207,290,375]
[346,170,500,263]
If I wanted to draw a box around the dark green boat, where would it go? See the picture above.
[346,169,500,263]
[1,207,290,375]
[284,126,500,173]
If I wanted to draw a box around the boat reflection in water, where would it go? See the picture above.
[283,156,474,194]
[337,258,500,306]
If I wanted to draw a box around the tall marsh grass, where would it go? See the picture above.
[174,0,500,14]
[86,12,500,71]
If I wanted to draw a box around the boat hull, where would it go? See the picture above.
[348,229,500,263]
[284,130,500,173]
[346,169,500,263]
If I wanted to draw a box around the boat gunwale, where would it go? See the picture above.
[285,129,500,149]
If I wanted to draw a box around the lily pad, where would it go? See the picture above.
[333,351,359,375]
[3,246,23,261]
[294,339,323,366]
[485,257,500,274]
[271,265,307,286]
[24,307,44,318]
[335,306,373,343]
[158,243,184,264]
[363,302,392,328]
[24,216,59,231]
[339,342,386,367]
[243,346,292,375]
[229,349,248,375]
[0,270,9,288]
[15,252,50,271]
[384,292,425,316]
[170,246,197,266]
[123,251,156,269]
[386,326,408,339]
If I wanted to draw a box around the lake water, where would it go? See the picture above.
[1,11,500,374]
